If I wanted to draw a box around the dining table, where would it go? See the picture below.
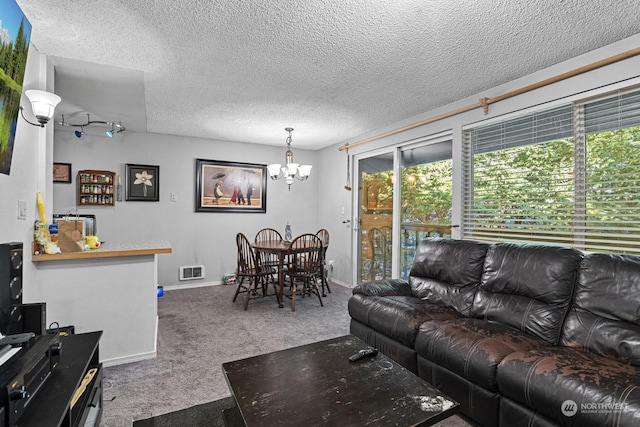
[251,239,292,308]
[253,237,329,309]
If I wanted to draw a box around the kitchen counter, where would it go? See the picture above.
[32,240,172,261]
[30,240,172,366]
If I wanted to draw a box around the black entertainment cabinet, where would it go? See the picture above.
[16,331,103,427]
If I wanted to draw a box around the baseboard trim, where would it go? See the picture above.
[163,279,353,291]
[163,281,223,291]
[103,350,157,367]
[328,278,352,288]
[153,315,158,354]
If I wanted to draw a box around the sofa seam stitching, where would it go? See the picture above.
[522,299,534,333]
[523,357,547,408]
[614,384,637,427]
[583,315,603,352]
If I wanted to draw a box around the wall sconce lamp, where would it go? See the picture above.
[267,128,312,191]
[19,90,62,127]
[58,113,126,138]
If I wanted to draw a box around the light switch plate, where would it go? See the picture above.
[17,200,27,220]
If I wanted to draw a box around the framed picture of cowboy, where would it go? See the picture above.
[195,158,267,213]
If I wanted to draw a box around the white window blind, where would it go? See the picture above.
[463,89,640,254]
[463,105,575,245]
[581,91,640,253]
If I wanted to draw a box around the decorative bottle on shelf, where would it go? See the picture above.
[284,222,292,242]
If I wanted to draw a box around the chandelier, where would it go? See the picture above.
[267,128,312,190]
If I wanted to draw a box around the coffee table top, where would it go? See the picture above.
[222,334,459,426]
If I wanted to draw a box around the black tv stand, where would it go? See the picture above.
[15,331,103,427]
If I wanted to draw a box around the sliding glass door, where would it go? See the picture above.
[400,141,453,278]
[354,136,453,283]
[356,152,394,282]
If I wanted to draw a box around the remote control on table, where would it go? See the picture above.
[349,347,379,362]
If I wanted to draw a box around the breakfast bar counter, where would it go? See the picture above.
[30,240,172,366]
[32,240,172,261]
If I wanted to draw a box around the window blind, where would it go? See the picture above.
[463,90,640,255]
[581,90,640,253]
[463,105,575,245]
[585,90,640,133]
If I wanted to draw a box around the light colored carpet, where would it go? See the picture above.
[100,283,474,426]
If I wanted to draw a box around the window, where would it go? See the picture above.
[463,89,640,254]
[582,91,640,253]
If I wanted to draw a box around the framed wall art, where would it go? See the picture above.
[0,0,32,175]
[126,164,159,201]
[195,159,267,213]
[53,162,72,183]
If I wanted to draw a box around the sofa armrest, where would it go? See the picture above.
[352,279,412,297]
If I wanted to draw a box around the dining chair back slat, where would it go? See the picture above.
[255,228,283,243]
[285,233,324,311]
[233,232,280,310]
[255,228,284,270]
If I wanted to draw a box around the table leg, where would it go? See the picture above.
[278,252,285,308]
[320,258,327,297]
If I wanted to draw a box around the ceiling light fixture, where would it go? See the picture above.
[58,113,125,138]
[267,128,312,191]
[19,89,62,127]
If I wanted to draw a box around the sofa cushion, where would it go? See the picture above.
[499,397,560,427]
[350,320,419,373]
[561,253,640,367]
[497,347,640,427]
[352,278,413,297]
[409,238,490,316]
[348,294,460,348]
[471,243,582,344]
[415,318,549,392]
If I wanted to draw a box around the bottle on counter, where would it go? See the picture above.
[48,223,58,243]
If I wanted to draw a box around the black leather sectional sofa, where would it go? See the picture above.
[348,238,640,427]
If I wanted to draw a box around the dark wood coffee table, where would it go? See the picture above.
[222,335,459,426]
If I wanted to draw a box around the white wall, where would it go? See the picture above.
[0,47,55,303]
[318,33,640,286]
[52,130,319,287]
[315,145,353,286]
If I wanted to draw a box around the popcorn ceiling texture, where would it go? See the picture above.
[15,0,640,148]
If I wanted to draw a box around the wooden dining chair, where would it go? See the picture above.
[368,227,391,280]
[255,228,283,242]
[316,228,331,296]
[284,233,324,311]
[255,227,284,280]
[233,233,280,310]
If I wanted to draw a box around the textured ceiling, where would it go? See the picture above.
[14,0,640,149]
